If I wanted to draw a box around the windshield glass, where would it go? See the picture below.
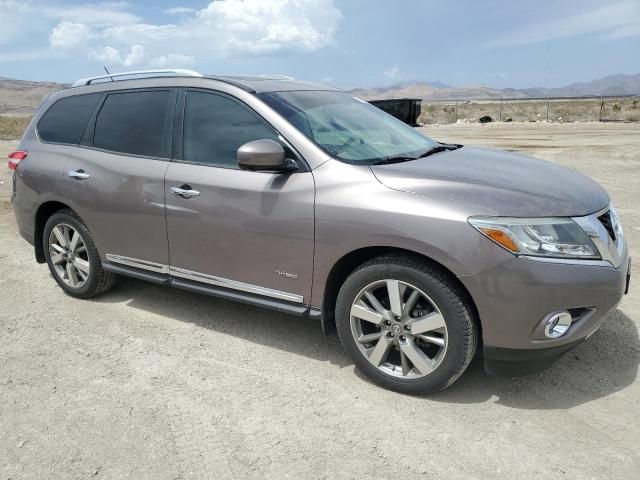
[258,90,438,164]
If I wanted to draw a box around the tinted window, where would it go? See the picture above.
[38,94,100,144]
[183,91,277,168]
[94,90,170,157]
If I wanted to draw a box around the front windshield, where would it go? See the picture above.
[258,90,438,164]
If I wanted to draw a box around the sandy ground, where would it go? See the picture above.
[1,122,639,479]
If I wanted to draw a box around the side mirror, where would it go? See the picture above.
[237,139,297,173]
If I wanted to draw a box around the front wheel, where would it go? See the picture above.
[336,255,477,394]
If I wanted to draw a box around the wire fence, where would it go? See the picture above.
[419,95,640,125]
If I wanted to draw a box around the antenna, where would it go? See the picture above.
[103,66,114,82]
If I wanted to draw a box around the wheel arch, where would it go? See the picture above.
[319,246,482,342]
[34,201,74,263]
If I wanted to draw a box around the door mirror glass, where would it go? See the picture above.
[237,139,297,172]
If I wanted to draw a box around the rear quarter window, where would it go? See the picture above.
[37,93,101,144]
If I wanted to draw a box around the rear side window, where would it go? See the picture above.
[38,94,100,144]
[182,91,278,168]
[93,90,170,158]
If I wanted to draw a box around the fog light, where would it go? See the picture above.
[544,311,572,338]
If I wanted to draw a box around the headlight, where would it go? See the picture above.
[468,217,600,259]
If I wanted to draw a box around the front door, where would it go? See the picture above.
[164,90,315,304]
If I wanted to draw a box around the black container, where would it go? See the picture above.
[369,98,422,126]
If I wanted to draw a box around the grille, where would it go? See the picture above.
[598,210,616,241]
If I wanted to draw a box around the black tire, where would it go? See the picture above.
[43,209,116,299]
[336,255,477,394]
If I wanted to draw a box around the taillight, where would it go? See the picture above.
[8,150,28,170]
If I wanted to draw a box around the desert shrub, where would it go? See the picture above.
[0,116,31,140]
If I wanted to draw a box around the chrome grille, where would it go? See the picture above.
[597,210,616,241]
[572,205,626,268]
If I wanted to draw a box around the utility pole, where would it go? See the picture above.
[546,96,550,121]
[499,96,503,122]
[545,41,550,122]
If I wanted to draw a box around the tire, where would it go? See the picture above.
[43,209,116,299]
[336,255,477,394]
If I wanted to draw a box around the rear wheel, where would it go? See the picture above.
[43,209,116,298]
[336,255,477,394]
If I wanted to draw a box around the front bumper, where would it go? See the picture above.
[459,250,630,376]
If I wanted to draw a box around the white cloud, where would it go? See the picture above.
[194,0,342,54]
[385,66,400,79]
[485,1,640,47]
[88,44,145,66]
[88,46,122,64]
[150,53,194,68]
[164,7,197,15]
[123,44,145,66]
[49,21,91,49]
[44,4,140,27]
[1,0,343,68]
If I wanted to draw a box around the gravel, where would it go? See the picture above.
[1,122,639,479]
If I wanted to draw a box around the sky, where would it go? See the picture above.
[0,0,638,88]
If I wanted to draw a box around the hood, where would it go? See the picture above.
[371,146,609,217]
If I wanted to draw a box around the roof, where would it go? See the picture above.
[205,75,342,93]
[70,69,341,94]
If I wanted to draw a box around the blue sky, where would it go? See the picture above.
[0,0,638,88]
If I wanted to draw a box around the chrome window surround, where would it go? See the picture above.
[523,205,626,268]
[105,254,304,303]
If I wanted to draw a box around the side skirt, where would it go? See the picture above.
[102,261,310,317]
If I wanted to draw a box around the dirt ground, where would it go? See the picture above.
[419,97,640,124]
[1,122,639,479]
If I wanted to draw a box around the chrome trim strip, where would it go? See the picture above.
[520,256,615,267]
[572,204,626,269]
[105,254,304,303]
[169,266,304,303]
[105,254,169,274]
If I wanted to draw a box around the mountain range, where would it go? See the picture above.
[0,72,639,115]
[350,73,640,101]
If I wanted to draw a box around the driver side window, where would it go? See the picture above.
[182,91,278,168]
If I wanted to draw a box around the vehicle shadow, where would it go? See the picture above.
[94,276,351,368]
[95,277,639,410]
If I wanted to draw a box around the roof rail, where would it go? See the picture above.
[72,69,203,87]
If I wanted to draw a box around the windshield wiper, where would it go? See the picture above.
[415,143,462,158]
[371,143,462,165]
[371,155,419,165]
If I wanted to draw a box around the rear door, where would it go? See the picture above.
[61,88,176,269]
[164,89,315,304]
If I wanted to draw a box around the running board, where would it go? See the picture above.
[102,261,309,317]
[103,261,171,285]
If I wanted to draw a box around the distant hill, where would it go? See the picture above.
[0,72,638,116]
[352,73,640,101]
[0,77,66,115]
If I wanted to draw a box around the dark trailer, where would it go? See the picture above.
[369,98,422,126]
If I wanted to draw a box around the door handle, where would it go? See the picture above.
[68,169,91,180]
[171,185,200,199]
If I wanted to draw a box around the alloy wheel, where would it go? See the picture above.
[48,223,90,289]
[349,279,448,379]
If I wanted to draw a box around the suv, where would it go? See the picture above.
[9,69,631,394]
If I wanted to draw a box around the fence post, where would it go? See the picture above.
[546,96,550,121]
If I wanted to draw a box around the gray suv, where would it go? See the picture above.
[9,69,631,394]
